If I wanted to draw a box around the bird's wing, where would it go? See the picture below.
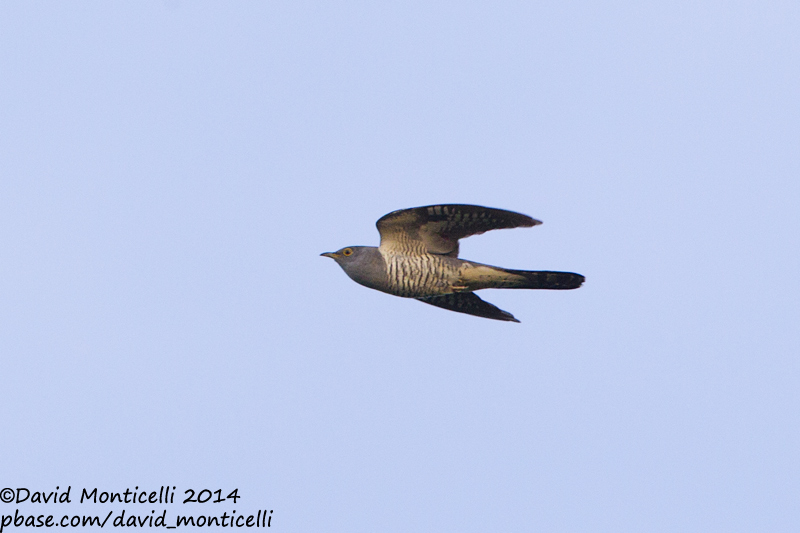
[416,292,520,322]
[376,204,540,257]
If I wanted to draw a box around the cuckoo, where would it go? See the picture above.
[321,204,584,322]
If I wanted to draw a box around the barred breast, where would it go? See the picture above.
[379,249,461,297]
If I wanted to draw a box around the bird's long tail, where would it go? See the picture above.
[458,263,585,291]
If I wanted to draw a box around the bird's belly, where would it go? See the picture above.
[381,252,459,297]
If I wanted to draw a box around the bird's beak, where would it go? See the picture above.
[320,252,339,259]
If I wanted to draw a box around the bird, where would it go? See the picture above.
[321,204,584,322]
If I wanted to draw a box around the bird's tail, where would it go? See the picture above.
[458,263,585,291]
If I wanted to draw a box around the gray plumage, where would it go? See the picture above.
[321,204,584,322]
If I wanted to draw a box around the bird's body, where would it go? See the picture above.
[322,204,584,322]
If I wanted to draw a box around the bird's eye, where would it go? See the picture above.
[342,248,353,256]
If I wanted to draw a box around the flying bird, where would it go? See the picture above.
[321,204,584,322]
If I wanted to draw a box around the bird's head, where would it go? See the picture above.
[320,246,370,267]
[320,246,385,290]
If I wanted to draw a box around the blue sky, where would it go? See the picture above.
[1,2,799,531]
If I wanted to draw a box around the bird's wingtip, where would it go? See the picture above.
[500,311,521,323]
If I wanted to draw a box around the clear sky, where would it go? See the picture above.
[1,2,798,531]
